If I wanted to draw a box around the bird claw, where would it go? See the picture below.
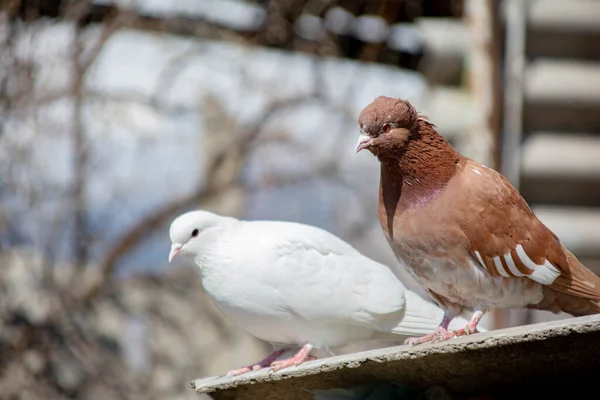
[226,348,289,376]
[405,322,482,347]
[228,359,286,376]
[430,326,481,344]
[452,325,480,337]
[269,355,316,373]
[405,332,437,346]
[405,328,452,346]
[430,329,456,343]
[406,311,483,346]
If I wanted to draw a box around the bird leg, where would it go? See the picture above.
[226,348,289,376]
[405,313,454,346]
[269,344,315,373]
[447,310,484,338]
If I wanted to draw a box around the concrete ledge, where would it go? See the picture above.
[192,315,600,399]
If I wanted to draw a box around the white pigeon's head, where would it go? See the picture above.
[168,210,233,263]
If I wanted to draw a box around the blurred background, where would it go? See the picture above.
[1,0,599,398]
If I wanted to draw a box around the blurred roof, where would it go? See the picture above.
[14,0,466,72]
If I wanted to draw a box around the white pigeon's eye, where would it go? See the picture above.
[191,229,199,237]
[382,123,391,133]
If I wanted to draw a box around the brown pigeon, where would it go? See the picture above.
[355,96,600,344]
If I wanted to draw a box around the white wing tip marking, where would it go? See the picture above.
[583,280,596,289]
[492,256,511,277]
[476,246,560,284]
[474,250,485,267]
[503,253,526,277]
[515,244,560,285]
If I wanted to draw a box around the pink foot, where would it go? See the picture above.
[431,328,457,343]
[405,327,451,346]
[269,344,315,373]
[434,310,483,343]
[450,325,480,338]
[226,348,288,377]
[405,309,484,346]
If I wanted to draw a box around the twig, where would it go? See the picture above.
[77,94,320,304]
[69,4,133,274]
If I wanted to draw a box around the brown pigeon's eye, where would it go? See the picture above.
[382,123,391,133]
[191,229,199,237]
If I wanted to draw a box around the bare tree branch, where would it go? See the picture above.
[76,94,321,304]
[68,4,133,274]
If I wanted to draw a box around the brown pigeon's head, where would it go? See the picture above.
[355,96,419,157]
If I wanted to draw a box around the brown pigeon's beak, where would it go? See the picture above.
[169,243,182,262]
[355,134,372,153]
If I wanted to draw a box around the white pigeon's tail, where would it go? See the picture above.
[372,290,485,342]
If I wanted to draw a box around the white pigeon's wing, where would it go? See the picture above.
[238,220,409,330]
[382,290,447,338]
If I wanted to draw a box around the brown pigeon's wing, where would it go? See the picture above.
[461,161,600,301]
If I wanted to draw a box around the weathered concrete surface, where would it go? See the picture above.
[192,315,600,399]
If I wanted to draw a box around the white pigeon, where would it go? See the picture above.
[168,210,478,376]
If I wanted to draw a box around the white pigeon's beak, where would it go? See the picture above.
[355,134,372,153]
[169,243,182,263]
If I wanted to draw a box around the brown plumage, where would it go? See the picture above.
[356,96,600,344]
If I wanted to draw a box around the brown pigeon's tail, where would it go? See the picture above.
[550,246,600,300]
[531,287,600,316]
[536,245,600,317]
